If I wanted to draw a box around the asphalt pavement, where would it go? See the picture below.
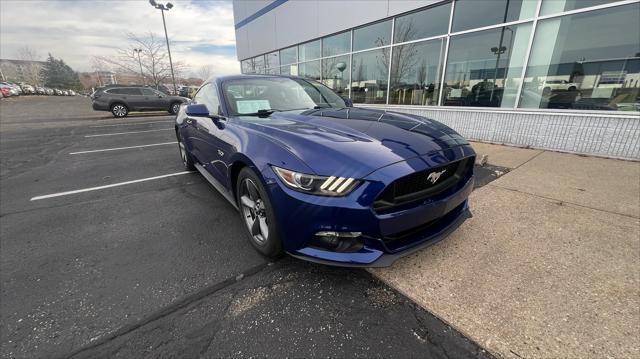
[0,96,495,358]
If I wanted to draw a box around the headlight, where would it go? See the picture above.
[271,166,360,196]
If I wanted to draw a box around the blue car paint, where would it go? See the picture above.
[176,75,475,267]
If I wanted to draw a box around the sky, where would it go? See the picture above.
[0,0,240,77]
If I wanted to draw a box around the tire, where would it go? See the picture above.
[169,102,181,115]
[568,86,576,91]
[111,103,128,118]
[236,167,282,258]
[176,130,195,171]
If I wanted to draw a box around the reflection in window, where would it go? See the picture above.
[299,40,321,62]
[452,0,536,32]
[298,60,321,81]
[442,24,532,108]
[280,64,298,76]
[520,4,640,112]
[353,20,392,51]
[321,55,350,96]
[323,31,351,57]
[280,46,297,65]
[393,2,450,44]
[390,39,445,106]
[241,59,253,74]
[265,51,279,69]
[540,0,620,15]
[351,48,389,104]
[265,67,280,75]
[253,55,265,74]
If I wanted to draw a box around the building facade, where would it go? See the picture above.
[233,0,640,160]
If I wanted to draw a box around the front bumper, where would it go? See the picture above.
[264,146,476,267]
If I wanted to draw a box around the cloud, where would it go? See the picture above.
[0,0,240,76]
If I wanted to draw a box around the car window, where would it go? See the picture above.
[106,88,124,94]
[194,84,220,114]
[222,77,347,116]
[141,88,156,96]
[122,88,142,95]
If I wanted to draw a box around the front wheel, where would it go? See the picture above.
[169,102,181,115]
[176,131,195,170]
[236,167,282,257]
[111,103,128,118]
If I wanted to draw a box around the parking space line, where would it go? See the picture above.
[70,142,177,155]
[85,128,172,137]
[30,171,194,201]
[90,121,173,128]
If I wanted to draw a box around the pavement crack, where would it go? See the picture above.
[58,261,273,359]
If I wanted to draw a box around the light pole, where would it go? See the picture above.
[133,48,145,85]
[149,0,177,94]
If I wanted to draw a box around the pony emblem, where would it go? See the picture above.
[427,169,446,184]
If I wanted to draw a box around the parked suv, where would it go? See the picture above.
[91,86,188,117]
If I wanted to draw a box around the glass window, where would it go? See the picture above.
[141,88,156,96]
[519,4,640,112]
[194,84,220,113]
[298,60,321,81]
[280,46,297,65]
[353,20,392,51]
[322,31,351,57]
[393,2,450,43]
[390,39,445,106]
[442,23,532,108]
[265,67,280,75]
[122,88,142,95]
[322,55,350,97]
[280,64,298,76]
[299,40,321,62]
[253,55,265,74]
[222,77,346,116]
[241,59,253,74]
[351,48,389,104]
[265,51,279,69]
[452,0,537,32]
[540,0,621,15]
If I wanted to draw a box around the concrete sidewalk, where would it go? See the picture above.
[372,142,640,359]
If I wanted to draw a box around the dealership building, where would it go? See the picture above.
[232,0,639,160]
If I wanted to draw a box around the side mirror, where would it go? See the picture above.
[342,97,353,107]
[185,103,210,117]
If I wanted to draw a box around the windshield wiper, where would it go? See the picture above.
[242,109,281,117]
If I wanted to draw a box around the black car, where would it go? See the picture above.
[91,86,188,118]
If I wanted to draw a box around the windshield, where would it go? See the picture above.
[222,77,346,116]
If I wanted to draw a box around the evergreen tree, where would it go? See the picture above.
[41,54,82,90]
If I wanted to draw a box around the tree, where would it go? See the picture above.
[16,46,43,85]
[94,32,188,90]
[41,54,82,90]
[197,65,213,82]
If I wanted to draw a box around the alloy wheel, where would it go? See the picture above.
[172,103,180,114]
[112,105,126,117]
[239,178,269,245]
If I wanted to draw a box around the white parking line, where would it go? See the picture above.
[90,121,172,128]
[85,128,172,137]
[30,171,194,201]
[69,142,177,155]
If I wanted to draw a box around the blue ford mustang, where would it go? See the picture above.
[175,75,475,267]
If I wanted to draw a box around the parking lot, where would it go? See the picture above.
[1,96,494,358]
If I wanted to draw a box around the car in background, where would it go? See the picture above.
[1,82,22,96]
[0,84,14,97]
[53,88,63,95]
[91,85,189,117]
[175,75,475,267]
[541,79,579,92]
[179,85,199,99]
[68,90,76,96]
[44,87,54,95]
[20,83,35,95]
[35,86,46,95]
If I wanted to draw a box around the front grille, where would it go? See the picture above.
[372,157,473,212]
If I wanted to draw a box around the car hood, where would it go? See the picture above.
[235,107,469,178]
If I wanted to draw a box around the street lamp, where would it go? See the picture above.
[133,48,145,85]
[149,0,177,94]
